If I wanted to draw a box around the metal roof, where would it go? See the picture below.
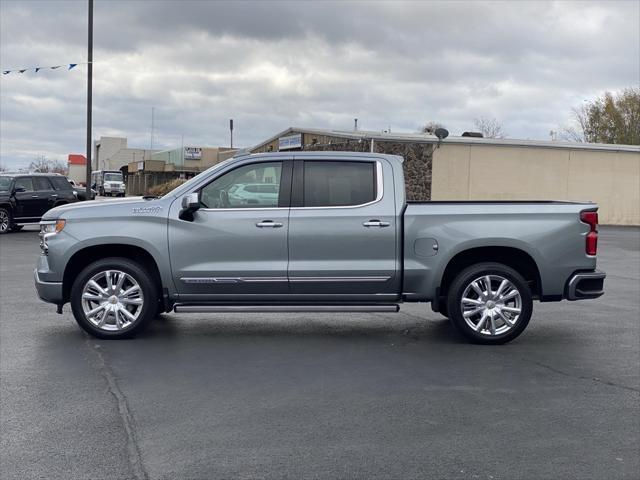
[252,126,640,153]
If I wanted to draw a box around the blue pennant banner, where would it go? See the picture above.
[0,63,84,75]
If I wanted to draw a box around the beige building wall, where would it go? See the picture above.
[432,144,640,225]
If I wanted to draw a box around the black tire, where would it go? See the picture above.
[446,262,533,345]
[0,207,12,234]
[70,257,158,339]
[10,224,23,232]
[99,187,104,196]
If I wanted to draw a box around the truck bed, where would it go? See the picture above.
[402,200,597,301]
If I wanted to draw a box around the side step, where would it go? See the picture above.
[173,304,400,313]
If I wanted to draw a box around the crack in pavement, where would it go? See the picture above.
[86,339,149,480]
[522,358,640,393]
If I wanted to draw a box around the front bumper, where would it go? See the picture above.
[565,270,606,300]
[34,268,64,304]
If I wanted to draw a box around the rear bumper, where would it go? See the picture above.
[34,268,64,305]
[565,270,606,300]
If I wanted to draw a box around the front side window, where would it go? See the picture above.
[199,162,282,208]
[14,177,34,192]
[303,161,375,207]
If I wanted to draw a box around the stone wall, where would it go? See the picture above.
[302,136,434,200]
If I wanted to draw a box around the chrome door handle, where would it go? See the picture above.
[31,195,39,198]
[256,221,283,228]
[363,220,390,227]
[50,194,58,198]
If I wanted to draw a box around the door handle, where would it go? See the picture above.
[31,195,39,198]
[50,194,58,198]
[256,220,283,228]
[363,220,390,227]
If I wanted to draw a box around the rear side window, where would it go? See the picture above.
[33,177,53,191]
[14,177,34,191]
[49,176,73,191]
[303,161,376,207]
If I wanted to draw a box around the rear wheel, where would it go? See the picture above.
[70,257,158,339]
[446,262,533,344]
[0,208,12,234]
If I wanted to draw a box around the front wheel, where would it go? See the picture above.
[446,262,533,344]
[0,208,12,234]
[70,257,158,339]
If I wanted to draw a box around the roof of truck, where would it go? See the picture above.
[234,150,404,162]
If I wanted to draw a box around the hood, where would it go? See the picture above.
[41,196,169,221]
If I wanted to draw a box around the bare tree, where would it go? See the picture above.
[29,155,67,175]
[561,88,639,145]
[421,121,446,134]
[473,117,507,139]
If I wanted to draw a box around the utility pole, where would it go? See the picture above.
[230,118,234,148]
[85,0,93,197]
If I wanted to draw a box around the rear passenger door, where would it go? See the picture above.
[287,157,399,300]
[32,177,57,215]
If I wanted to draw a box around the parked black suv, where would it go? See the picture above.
[0,173,78,233]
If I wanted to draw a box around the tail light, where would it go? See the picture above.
[580,210,598,256]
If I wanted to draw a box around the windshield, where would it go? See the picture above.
[0,176,13,192]
[104,173,123,182]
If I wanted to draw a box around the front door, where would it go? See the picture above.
[288,157,399,300]
[168,160,292,302]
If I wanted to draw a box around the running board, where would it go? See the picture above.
[173,304,400,313]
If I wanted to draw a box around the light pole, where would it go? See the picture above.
[85,0,93,196]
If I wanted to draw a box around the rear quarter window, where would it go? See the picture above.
[49,177,73,190]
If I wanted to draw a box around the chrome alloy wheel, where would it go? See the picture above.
[81,270,144,331]
[460,274,522,336]
[0,209,9,232]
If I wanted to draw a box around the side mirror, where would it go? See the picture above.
[179,192,200,221]
[13,186,26,194]
[181,192,200,210]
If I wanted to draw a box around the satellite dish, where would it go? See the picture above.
[434,128,449,140]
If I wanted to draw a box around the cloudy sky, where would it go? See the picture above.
[1,0,638,169]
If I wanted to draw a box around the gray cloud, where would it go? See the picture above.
[1,0,638,169]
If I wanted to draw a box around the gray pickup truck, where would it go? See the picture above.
[35,152,605,344]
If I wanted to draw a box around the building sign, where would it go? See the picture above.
[184,147,202,160]
[278,133,302,150]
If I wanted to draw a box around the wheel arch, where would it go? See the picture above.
[438,246,542,301]
[62,244,163,304]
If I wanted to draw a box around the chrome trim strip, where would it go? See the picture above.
[200,207,287,212]
[174,304,400,313]
[180,277,288,284]
[289,276,391,283]
[290,161,384,210]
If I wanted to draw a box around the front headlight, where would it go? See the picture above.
[39,220,66,254]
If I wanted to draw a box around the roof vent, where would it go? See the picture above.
[462,131,484,138]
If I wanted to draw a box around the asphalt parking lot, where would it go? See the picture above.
[1,226,638,480]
